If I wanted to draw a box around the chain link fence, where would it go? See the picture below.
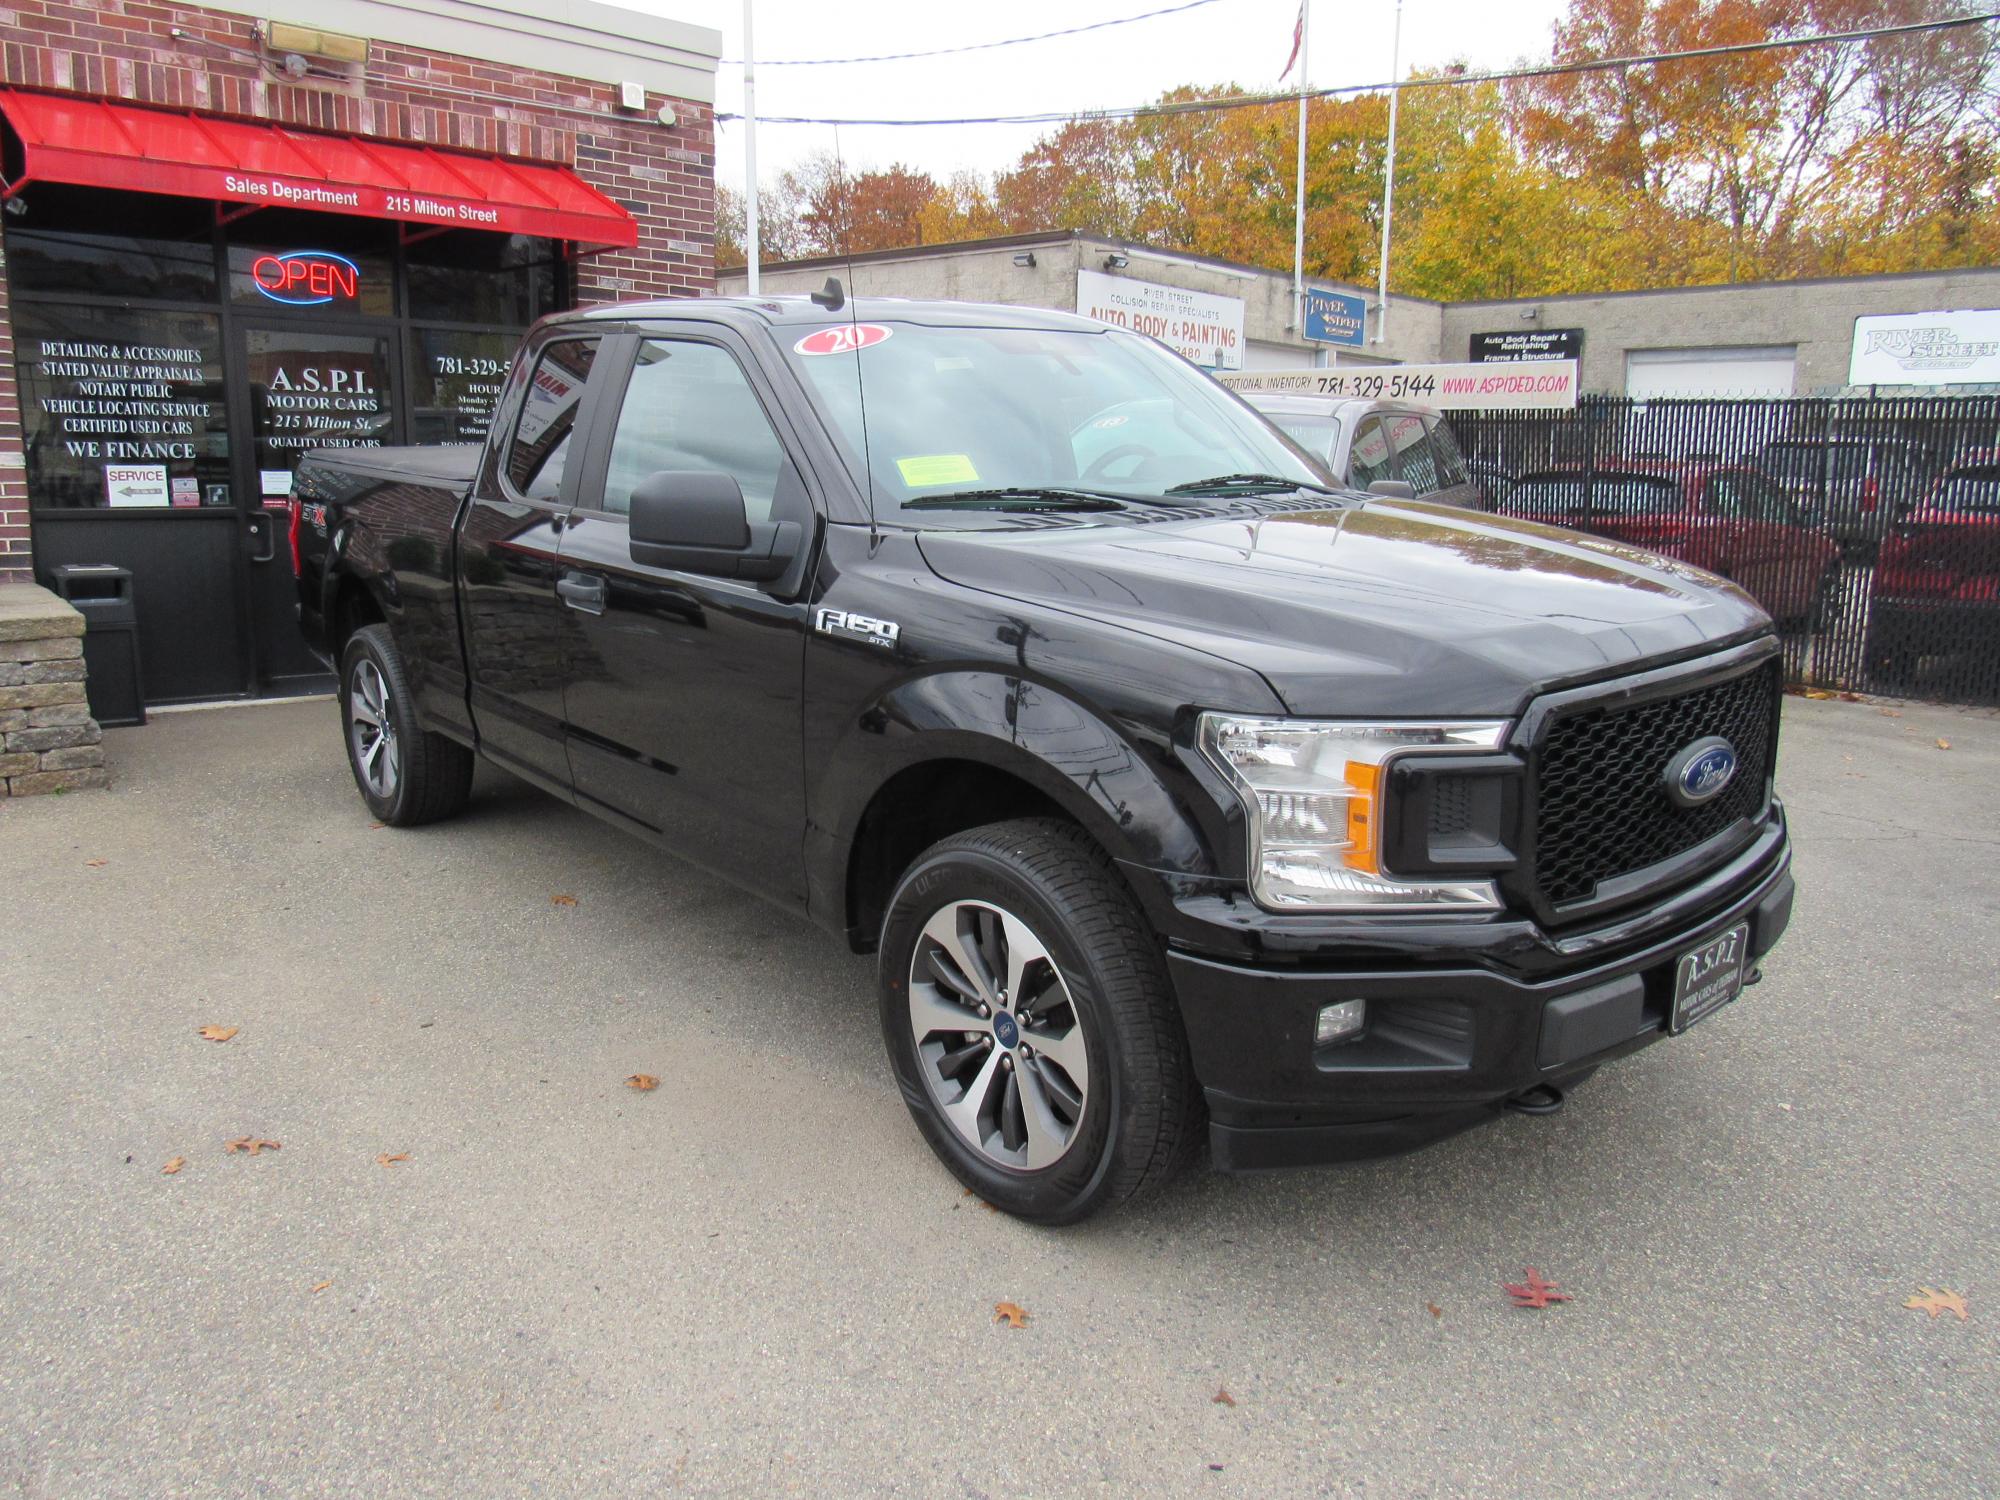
[1451,395,2000,706]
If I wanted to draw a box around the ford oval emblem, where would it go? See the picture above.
[1664,736,1739,808]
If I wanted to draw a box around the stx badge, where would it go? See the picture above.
[814,608,900,647]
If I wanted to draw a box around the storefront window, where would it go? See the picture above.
[3,186,219,303]
[245,329,396,500]
[13,303,229,510]
[407,230,557,325]
[409,328,517,443]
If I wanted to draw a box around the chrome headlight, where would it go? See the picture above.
[1198,715,1512,912]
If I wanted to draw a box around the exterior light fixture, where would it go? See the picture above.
[1103,253,1130,270]
[1012,252,1037,268]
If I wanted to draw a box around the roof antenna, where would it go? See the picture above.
[810,275,845,311]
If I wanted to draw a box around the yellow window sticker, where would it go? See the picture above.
[896,454,980,488]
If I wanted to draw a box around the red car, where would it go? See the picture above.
[1866,451,2000,690]
[1501,462,1840,629]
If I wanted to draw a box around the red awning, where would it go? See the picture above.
[0,90,638,249]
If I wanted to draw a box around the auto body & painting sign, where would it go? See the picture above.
[1216,360,1579,411]
[1076,270,1244,369]
[1849,310,2000,387]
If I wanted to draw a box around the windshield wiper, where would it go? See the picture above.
[1164,472,1339,497]
[904,486,1191,512]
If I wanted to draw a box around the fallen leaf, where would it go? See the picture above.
[225,1137,281,1155]
[993,1301,1029,1328]
[1503,1267,1570,1309]
[1211,1387,1236,1407]
[85,858,107,868]
[161,1156,185,1175]
[196,1025,238,1043]
[1904,1287,1968,1321]
[1427,1302,1443,1319]
[1801,687,1836,699]
[368,822,385,830]
[376,1152,410,1168]
[624,1074,659,1091]
[310,1280,332,1294]
[1838,691,1863,702]
[1936,738,1951,750]
[551,893,578,907]
[1878,708,1902,717]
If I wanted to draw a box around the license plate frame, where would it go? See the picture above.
[1670,922,1750,1034]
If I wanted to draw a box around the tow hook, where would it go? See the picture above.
[1505,1083,1566,1116]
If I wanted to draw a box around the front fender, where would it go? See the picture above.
[805,667,1231,940]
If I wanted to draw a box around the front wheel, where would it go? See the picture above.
[878,818,1202,1225]
[339,624,473,826]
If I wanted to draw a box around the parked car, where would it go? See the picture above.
[293,296,1793,1224]
[1241,394,1487,508]
[1501,462,1840,630]
[1865,451,2000,691]
[1756,436,1934,555]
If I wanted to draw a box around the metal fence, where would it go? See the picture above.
[1451,395,2000,706]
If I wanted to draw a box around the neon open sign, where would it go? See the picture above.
[250,250,362,306]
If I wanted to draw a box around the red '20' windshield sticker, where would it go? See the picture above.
[794,324,893,357]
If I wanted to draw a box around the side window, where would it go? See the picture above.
[504,336,599,501]
[1383,413,1440,494]
[1348,418,1395,487]
[599,339,788,521]
[1424,417,1471,488]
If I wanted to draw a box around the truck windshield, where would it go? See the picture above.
[782,321,1327,521]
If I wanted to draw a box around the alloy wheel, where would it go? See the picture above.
[347,657,400,801]
[907,899,1090,1171]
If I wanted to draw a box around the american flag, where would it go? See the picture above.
[1280,2,1305,81]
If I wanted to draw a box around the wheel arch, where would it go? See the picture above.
[817,670,1222,952]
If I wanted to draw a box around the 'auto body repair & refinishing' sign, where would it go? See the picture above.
[1076,271,1245,370]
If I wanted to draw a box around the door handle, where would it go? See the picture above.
[246,512,276,564]
[557,570,607,615]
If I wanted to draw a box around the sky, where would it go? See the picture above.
[620,0,1574,196]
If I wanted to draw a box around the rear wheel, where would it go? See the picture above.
[878,818,1202,1225]
[339,624,473,826]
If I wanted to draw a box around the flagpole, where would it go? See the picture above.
[743,0,760,295]
[1290,0,1311,334]
[1374,0,1403,345]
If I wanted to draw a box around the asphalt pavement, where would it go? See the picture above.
[0,692,1994,1498]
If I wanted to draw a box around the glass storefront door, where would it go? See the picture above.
[234,323,399,693]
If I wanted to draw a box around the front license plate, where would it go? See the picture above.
[1671,922,1750,1034]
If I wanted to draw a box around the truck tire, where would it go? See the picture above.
[339,623,473,827]
[878,817,1202,1224]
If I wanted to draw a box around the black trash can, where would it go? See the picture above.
[46,564,146,728]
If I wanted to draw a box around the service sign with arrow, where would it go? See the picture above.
[103,462,171,508]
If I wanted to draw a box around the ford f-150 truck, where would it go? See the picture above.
[293,294,1794,1224]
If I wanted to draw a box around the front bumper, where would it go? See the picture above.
[1168,829,1794,1171]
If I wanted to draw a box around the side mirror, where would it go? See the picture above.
[1366,479,1417,500]
[628,470,800,582]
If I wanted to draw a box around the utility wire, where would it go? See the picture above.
[718,10,1999,125]
[720,0,1227,67]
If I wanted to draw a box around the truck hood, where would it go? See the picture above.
[916,500,1773,717]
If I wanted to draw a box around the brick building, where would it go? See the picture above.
[0,0,718,703]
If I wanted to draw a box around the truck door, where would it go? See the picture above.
[457,330,604,792]
[551,327,814,903]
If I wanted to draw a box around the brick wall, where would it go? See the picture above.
[0,0,717,579]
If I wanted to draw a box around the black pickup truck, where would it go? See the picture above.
[293,295,1793,1224]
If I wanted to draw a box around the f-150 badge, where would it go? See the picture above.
[815,608,900,647]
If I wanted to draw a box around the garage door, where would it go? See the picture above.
[1243,340,1318,370]
[1626,346,1797,400]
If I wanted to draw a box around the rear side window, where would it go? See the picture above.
[599,340,788,522]
[1380,413,1439,492]
[505,336,599,501]
[1424,418,1471,488]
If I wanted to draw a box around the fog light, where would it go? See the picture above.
[1315,999,1367,1046]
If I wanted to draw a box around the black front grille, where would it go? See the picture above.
[1533,659,1781,909]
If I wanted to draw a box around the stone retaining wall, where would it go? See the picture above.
[0,585,106,797]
